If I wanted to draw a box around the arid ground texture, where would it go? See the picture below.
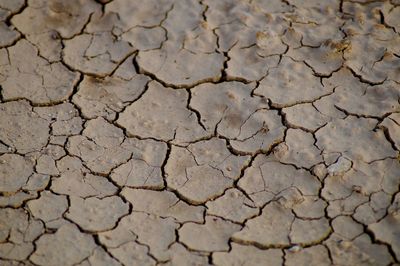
[0,0,399,265]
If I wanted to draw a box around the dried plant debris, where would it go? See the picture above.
[0,0,399,265]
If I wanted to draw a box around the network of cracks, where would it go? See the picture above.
[0,0,399,265]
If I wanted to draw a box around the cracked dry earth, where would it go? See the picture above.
[0,0,399,266]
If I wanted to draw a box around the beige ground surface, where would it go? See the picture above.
[0,0,399,265]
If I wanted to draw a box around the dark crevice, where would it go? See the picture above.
[364,226,399,263]
[346,66,387,86]
[132,52,249,90]
[3,0,27,27]
[1,1,399,264]
[160,142,172,190]
[92,234,123,264]
[378,125,399,152]
[186,89,207,131]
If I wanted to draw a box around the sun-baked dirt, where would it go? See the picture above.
[0,0,399,265]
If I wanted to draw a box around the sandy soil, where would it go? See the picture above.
[0,0,399,265]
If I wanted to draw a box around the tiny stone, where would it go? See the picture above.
[288,245,302,253]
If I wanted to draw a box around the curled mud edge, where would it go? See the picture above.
[0,0,399,265]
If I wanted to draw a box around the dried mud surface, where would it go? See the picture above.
[0,0,399,265]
